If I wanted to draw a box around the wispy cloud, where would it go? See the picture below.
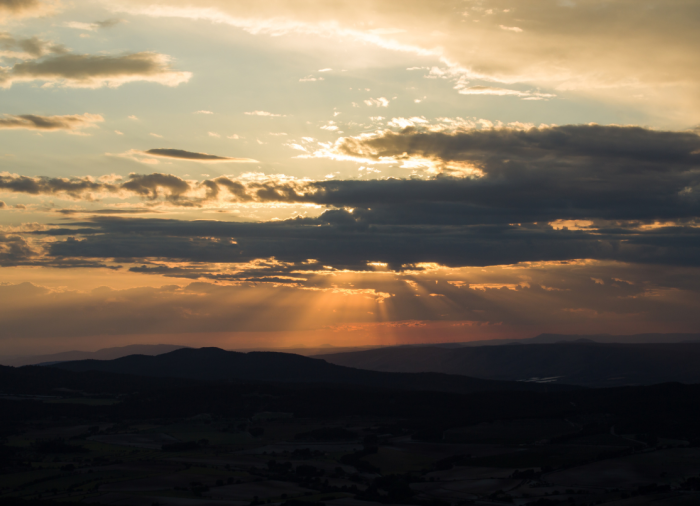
[244,110,285,117]
[0,113,103,132]
[0,52,191,89]
[63,19,123,31]
[114,148,258,164]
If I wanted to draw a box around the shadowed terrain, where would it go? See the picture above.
[316,341,700,387]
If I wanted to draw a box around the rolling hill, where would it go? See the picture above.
[51,347,575,393]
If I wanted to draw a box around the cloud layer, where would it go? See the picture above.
[2,123,700,270]
[112,0,700,121]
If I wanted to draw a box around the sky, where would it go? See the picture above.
[1,0,700,356]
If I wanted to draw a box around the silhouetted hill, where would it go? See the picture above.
[316,342,700,387]
[51,347,575,393]
[1,344,189,367]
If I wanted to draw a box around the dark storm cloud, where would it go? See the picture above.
[0,233,37,266]
[304,124,700,223]
[177,124,700,225]
[10,124,700,270]
[7,124,698,219]
[334,124,700,164]
[40,213,700,269]
[0,113,102,131]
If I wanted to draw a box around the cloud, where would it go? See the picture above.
[364,97,389,107]
[64,18,122,31]
[0,112,103,131]
[0,200,5,208]
[0,172,119,198]
[6,123,700,269]
[1,51,191,88]
[244,110,285,117]
[0,0,58,20]
[0,32,66,59]
[138,148,258,163]
[456,85,554,99]
[2,257,700,349]
[121,173,191,202]
[109,0,700,123]
[194,110,213,114]
[6,122,700,216]
[145,148,247,162]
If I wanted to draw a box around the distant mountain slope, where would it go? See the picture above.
[316,342,700,387]
[1,344,189,367]
[52,347,575,393]
[417,332,700,347]
[510,333,700,345]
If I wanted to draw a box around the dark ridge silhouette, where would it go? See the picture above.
[51,347,576,393]
[316,341,700,387]
[2,344,189,367]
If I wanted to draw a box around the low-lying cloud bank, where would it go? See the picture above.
[32,215,700,270]
[1,258,700,351]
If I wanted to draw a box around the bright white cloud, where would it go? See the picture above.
[245,110,285,117]
[364,97,389,107]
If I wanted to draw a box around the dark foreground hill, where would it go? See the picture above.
[316,341,700,387]
[52,347,575,393]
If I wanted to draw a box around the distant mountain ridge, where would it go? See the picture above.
[0,344,189,367]
[6,333,697,368]
[316,341,700,387]
[51,347,575,394]
[399,332,700,348]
